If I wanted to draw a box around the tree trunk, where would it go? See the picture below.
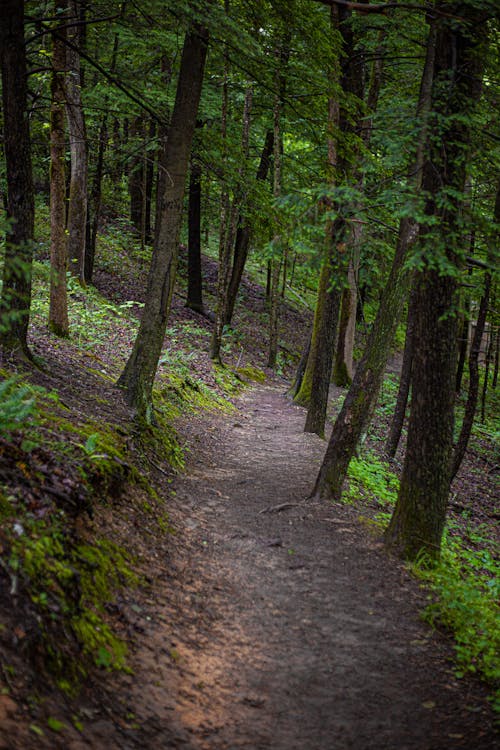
[313,17,438,497]
[66,0,88,285]
[303,226,343,436]
[268,76,283,369]
[451,180,498,478]
[117,24,209,423]
[0,0,35,358]
[85,9,124,283]
[304,3,361,436]
[129,117,144,231]
[333,259,357,386]
[210,28,232,363]
[224,129,274,326]
[385,280,417,458]
[144,119,156,245]
[186,157,204,313]
[385,6,487,562]
[49,4,69,337]
[294,262,330,406]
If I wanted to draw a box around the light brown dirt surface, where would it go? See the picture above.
[2,383,497,749]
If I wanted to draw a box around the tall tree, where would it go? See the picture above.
[117,21,209,423]
[48,2,70,337]
[450,179,499,480]
[0,0,35,359]
[313,12,437,495]
[186,155,204,314]
[66,0,88,285]
[385,2,489,562]
[304,3,361,436]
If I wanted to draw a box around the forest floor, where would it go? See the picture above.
[0,240,498,748]
[1,377,498,749]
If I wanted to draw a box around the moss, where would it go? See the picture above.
[0,492,15,520]
[333,360,352,388]
[9,523,137,684]
[236,364,266,383]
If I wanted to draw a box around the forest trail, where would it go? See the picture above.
[99,382,495,750]
[9,383,495,750]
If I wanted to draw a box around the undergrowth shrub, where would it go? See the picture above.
[415,531,500,713]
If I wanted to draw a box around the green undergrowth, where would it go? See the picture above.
[343,450,499,711]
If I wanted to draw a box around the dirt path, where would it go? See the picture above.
[5,383,496,749]
[112,383,495,750]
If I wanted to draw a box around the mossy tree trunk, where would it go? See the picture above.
[385,5,488,562]
[117,24,209,423]
[313,17,438,497]
[293,262,330,406]
[49,3,70,338]
[0,0,35,358]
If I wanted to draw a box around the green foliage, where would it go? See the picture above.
[415,529,500,712]
[345,452,399,509]
[0,377,38,439]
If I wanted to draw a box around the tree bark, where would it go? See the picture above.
[65,0,88,285]
[186,157,204,313]
[49,3,70,337]
[0,0,35,358]
[224,129,274,326]
[117,23,209,423]
[385,279,417,458]
[385,5,487,562]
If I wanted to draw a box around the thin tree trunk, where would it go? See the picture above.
[313,17,437,496]
[385,5,487,562]
[294,262,330,406]
[480,327,493,423]
[268,82,283,369]
[385,280,417,458]
[129,117,144,231]
[333,259,357,386]
[0,0,35,358]
[210,20,232,363]
[49,3,69,337]
[304,3,360,436]
[224,129,274,326]
[451,268,492,480]
[186,157,204,313]
[66,0,87,285]
[144,119,156,244]
[117,24,209,423]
